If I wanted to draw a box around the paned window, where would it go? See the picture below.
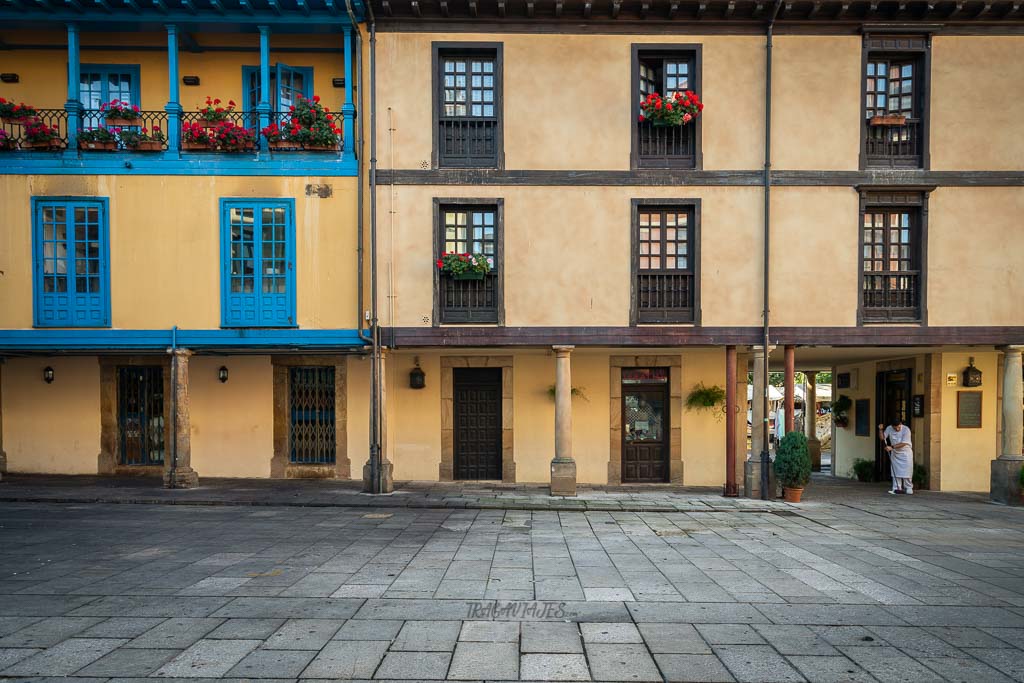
[435,44,502,168]
[32,197,110,327]
[862,35,928,169]
[243,64,313,114]
[220,199,296,327]
[435,201,502,325]
[861,208,921,321]
[633,46,699,169]
[633,204,698,324]
[80,64,140,128]
[442,208,496,267]
[865,61,915,118]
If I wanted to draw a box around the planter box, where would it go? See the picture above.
[869,114,907,126]
[269,139,298,150]
[268,140,338,151]
[104,116,141,127]
[79,140,118,151]
[0,116,34,126]
[217,144,256,153]
[0,143,17,151]
[127,140,164,152]
[303,143,340,151]
[21,139,65,150]
[196,119,231,129]
[181,140,213,151]
[452,271,486,281]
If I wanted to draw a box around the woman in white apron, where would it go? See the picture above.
[878,418,913,494]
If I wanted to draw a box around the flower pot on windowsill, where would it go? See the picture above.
[268,139,296,150]
[302,143,340,151]
[452,271,486,281]
[104,116,140,127]
[79,140,118,151]
[0,116,32,126]
[127,140,163,152]
[21,139,65,150]
[869,114,907,126]
[782,487,804,503]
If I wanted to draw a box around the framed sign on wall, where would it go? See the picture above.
[956,391,983,429]
[912,394,924,418]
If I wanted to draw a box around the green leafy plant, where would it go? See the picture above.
[100,99,140,121]
[436,252,492,276]
[685,383,726,412]
[831,394,853,428]
[913,464,928,489]
[0,97,37,121]
[852,458,875,482]
[119,126,166,149]
[546,385,588,402]
[181,122,212,146]
[78,127,117,144]
[773,431,811,489]
[198,96,236,123]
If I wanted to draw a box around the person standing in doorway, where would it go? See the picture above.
[878,418,913,495]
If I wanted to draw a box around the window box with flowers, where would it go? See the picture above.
[0,98,37,125]
[21,121,64,150]
[261,95,341,151]
[0,130,16,151]
[181,122,213,150]
[101,99,141,127]
[196,97,237,127]
[639,90,703,127]
[210,121,256,152]
[120,126,166,152]
[78,127,119,151]
[634,89,703,169]
[437,252,492,281]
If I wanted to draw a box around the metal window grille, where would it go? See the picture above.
[117,366,165,466]
[288,366,336,465]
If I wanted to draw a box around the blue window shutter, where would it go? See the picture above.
[221,199,296,328]
[32,197,110,328]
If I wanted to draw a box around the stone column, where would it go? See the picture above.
[734,351,749,491]
[805,371,821,472]
[164,348,199,488]
[724,346,739,496]
[991,346,1024,504]
[745,347,776,498]
[784,345,795,435]
[550,345,577,496]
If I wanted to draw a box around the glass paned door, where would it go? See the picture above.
[622,370,670,483]
[80,64,140,128]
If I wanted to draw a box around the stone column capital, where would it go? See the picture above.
[168,347,193,358]
[999,345,1024,355]
[552,345,575,356]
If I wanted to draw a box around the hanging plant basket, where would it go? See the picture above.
[104,116,140,127]
[127,140,163,152]
[453,271,485,281]
[181,140,213,151]
[869,114,907,126]
[21,139,65,150]
[79,140,118,151]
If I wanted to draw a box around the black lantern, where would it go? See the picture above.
[43,366,55,384]
[962,358,982,387]
[409,358,426,390]
[218,366,229,383]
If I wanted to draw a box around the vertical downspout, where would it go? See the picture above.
[345,0,371,350]
[167,326,179,489]
[367,1,382,494]
[761,0,783,500]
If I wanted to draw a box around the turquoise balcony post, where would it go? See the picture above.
[165,24,182,154]
[64,23,81,157]
[257,25,271,153]
[342,26,355,157]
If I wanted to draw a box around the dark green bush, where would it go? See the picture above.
[913,464,928,489]
[773,431,811,489]
[852,459,875,482]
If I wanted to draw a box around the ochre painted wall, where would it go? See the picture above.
[0,175,359,330]
[378,184,764,328]
[831,360,876,480]
[385,349,729,485]
[939,351,998,492]
[931,37,1024,171]
[3,356,100,474]
[190,355,274,478]
[927,188,1024,327]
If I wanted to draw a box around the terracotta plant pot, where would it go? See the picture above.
[181,140,212,151]
[104,116,140,127]
[21,139,64,150]
[218,144,256,153]
[0,116,32,126]
[302,143,340,151]
[128,140,163,152]
[79,140,118,151]
[782,487,804,503]
[268,139,295,149]
[869,114,907,126]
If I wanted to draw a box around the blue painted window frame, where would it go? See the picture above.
[220,198,297,328]
[242,64,314,113]
[78,63,141,128]
[31,196,111,328]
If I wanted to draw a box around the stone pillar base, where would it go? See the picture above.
[163,467,198,489]
[363,459,394,494]
[550,459,577,497]
[744,459,778,499]
[991,458,1024,505]
[808,438,822,472]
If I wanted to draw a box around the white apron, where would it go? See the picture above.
[884,425,913,479]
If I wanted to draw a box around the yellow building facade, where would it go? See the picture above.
[1,0,1023,501]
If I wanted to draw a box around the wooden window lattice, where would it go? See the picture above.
[636,208,695,323]
[862,209,921,321]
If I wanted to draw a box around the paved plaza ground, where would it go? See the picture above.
[1,475,1024,682]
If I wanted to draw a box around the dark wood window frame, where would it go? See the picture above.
[431,41,505,170]
[432,197,505,326]
[629,198,701,326]
[857,186,933,326]
[859,33,931,170]
[630,43,703,171]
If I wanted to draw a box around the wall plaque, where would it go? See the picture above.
[855,399,871,436]
[911,394,924,418]
[957,391,983,429]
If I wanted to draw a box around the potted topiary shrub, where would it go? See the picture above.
[773,431,811,502]
[852,458,875,482]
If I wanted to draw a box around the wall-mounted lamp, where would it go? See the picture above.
[182,75,201,86]
[218,366,229,383]
[962,358,982,387]
[331,77,345,88]
[409,357,426,390]
[0,73,19,84]
[43,366,55,384]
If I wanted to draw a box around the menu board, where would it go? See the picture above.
[957,391,983,429]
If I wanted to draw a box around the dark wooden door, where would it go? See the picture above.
[622,384,669,483]
[875,369,912,480]
[453,368,503,480]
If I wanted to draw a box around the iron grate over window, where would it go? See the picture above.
[117,366,165,466]
[289,366,336,465]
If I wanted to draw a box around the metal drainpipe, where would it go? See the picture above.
[761,0,783,501]
[366,0,382,494]
[344,0,371,351]
[168,325,179,489]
